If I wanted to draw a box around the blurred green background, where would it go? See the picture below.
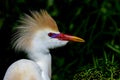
[0,0,120,80]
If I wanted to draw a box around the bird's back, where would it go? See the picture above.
[3,59,42,80]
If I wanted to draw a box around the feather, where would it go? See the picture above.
[12,10,59,51]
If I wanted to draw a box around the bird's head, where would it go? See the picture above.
[13,10,85,53]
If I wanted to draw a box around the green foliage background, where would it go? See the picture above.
[0,0,120,80]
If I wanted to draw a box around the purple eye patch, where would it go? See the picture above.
[48,33,59,38]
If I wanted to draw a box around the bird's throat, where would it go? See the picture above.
[28,50,52,79]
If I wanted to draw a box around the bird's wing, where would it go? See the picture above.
[3,59,43,80]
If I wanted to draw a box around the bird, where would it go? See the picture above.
[3,10,85,80]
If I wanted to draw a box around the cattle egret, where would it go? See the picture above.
[3,10,85,80]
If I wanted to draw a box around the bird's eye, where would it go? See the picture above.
[48,32,59,38]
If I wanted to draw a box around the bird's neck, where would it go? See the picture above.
[27,49,51,79]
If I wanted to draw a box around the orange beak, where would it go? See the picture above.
[48,32,85,42]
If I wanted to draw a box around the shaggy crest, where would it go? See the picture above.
[12,10,59,51]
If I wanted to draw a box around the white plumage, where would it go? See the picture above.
[3,10,84,80]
